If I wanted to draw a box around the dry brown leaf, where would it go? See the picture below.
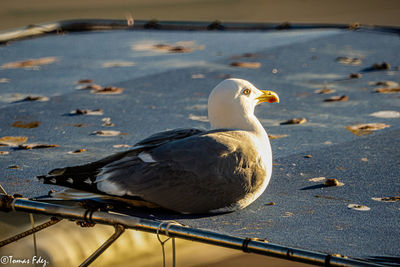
[349,73,362,79]
[11,121,40,128]
[102,61,135,68]
[0,151,9,155]
[324,178,344,187]
[229,62,261,68]
[21,95,49,102]
[113,144,131,148]
[70,109,103,116]
[314,88,336,94]
[102,118,114,127]
[93,130,122,136]
[0,136,28,146]
[336,57,362,65]
[369,110,400,118]
[268,134,288,139]
[18,143,59,149]
[91,86,124,95]
[374,87,400,94]
[347,204,370,211]
[77,79,94,84]
[1,57,58,69]
[324,95,348,102]
[68,149,87,154]
[371,196,400,202]
[370,62,390,70]
[309,177,325,182]
[369,81,399,87]
[280,118,307,125]
[346,123,391,136]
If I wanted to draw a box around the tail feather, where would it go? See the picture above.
[36,149,140,194]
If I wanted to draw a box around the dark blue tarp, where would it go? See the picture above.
[0,24,399,262]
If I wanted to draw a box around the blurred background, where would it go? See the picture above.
[1,0,399,31]
[0,1,399,266]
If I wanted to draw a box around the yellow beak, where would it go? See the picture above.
[256,90,280,104]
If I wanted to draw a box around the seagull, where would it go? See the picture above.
[37,78,279,214]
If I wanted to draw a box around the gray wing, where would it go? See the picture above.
[96,130,267,214]
[37,128,205,194]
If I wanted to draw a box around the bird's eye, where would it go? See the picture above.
[243,88,251,95]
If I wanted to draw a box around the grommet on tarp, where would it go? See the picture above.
[276,22,291,30]
[207,20,225,30]
[242,237,268,253]
[144,19,161,29]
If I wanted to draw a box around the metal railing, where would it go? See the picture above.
[0,194,382,267]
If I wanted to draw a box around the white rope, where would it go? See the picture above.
[156,221,180,267]
[29,213,39,267]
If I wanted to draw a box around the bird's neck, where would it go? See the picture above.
[210,112,268,138]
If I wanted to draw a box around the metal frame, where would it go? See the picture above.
[0,195,382,266]
[0,19,399,45]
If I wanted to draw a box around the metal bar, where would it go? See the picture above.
[1,196,382,267]
[1,19,399,45]
[0,217,61,247]
[79,224,125,267]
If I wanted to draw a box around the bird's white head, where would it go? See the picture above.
[208,78,279,131]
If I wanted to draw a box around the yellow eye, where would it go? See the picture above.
[243,88,251,95]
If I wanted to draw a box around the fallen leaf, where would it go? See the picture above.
[113,144,131,148]
[268,134,288,139]
[314,88,336,94]
[361,158,368,162]
[374,87,400,93]
[92,130,122,136]
[102,118,114,127]
[370,62,390,70]
[77,84,103,91]
[229,62,261,68]
[0,136,28,147]
[102,61,135,68]
[324,178,344,187]
[346,123,391,136]
[349,73,362,79]
[369,110,400,118]
[68,149,87,154]
[8,165,20,169]
[280,118,307,125]
[309,177,326,182]
[77,79,94,84]
[324,95,348,102]
[336,57,362,65]
[1,57,58,69]
[371,196,400,202]
[191,74,205,79]
[0,151,9,155]
[282,211,294,217]
[347,204,370,211]
[132,41,203,53]
[155,44,192,53]
[21,95,49,102]
[369,81,399,87]
[189,114,209,122]
[11,121,40,128]
[70,109,103,116]
[0,78,10,83]
[91,86,123,95]
[304,155,312,158]
[18,143,59,149]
